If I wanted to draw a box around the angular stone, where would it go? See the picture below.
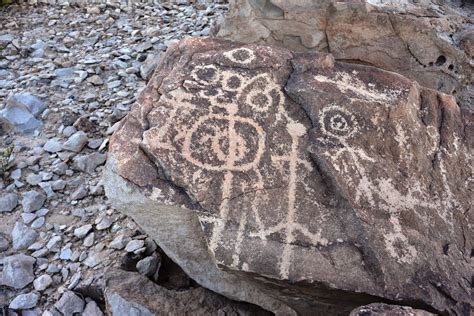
[0,93,45,133]
[136,255,160,277]
[104,38,473,315]
[74,224,93,239]
[22,190,46,213]
[62,131,88,152]
[9,292,40,310]
[71,185,88,200]
[0,192,18,213]
[0,254,36,289]
[33,274,53,291]
[31,216,45,229]
[72,153,106,174]
[108,234,131,250]
[12,221,38,250]
[54,291,85,315]
[83,300,103,316]
[44,138,63,153]
[124,239,144,253]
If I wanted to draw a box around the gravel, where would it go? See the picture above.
[0,1,227,313]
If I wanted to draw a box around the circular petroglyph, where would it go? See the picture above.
[222,72,244,92]
[182,114,265,172]
[223,48,256,65]
[319,106,358,141]
[191,65,220,84]
[244,75,284,113]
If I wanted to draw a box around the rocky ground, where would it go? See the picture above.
[0,2,273,315]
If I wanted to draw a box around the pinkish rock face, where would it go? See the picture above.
[105,38,472,315]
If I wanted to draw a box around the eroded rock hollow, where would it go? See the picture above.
[103,38,472,315]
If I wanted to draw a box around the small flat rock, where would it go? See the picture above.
[0,254,36,289]
[71,185,88,200]
[9,292,40,310]
[84,251,105,268]
[83,300,104,316]
[96,216,113,230]
[12,221,38,250]
[0,93,45,134]
[22,212,37,224]
[72,153,106,174]
[54,291,85,315]
[0,193,18,213]
[31,216,45,229]
[46,235,62,250]
[136,255,160,277]
[22,190,46,213]
[125,240,145,253]
[108,234,131,250]
[43,138,62,153]
[87,75,103,86]
[33,274,53,291]
[60,248,72,260]
[83,233,95,247]
[62,131,88,152]
[107,80,122,89]
[74,224,93,239]
[26,173,42,186]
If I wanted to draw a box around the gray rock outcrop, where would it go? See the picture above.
[217,0,473,113]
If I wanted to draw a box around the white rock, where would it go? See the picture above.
[9,292,40,310]
[43,138,62,153]
[33,274,53,291]
[74,224,93,239]
[62,131,88,152]
[125,239,145,253]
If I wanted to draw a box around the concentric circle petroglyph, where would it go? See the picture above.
[319,105,358,141]
[182,114,265,172]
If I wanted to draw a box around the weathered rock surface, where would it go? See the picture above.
[104,38,473,315]
[104,268,270,315]
[0,93,46,133]
[0,254,36,289]
[350,303,435,316]
[217,0,473,112]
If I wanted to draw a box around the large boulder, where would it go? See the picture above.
[103,38,472,315]
[216,0,473,112]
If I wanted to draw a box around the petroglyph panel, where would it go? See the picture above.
[108,38,472,314]
[140,45,337,280]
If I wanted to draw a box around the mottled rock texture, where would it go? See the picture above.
[104,38,472,315]
[217,0,473,113]
[350,303,435,316]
